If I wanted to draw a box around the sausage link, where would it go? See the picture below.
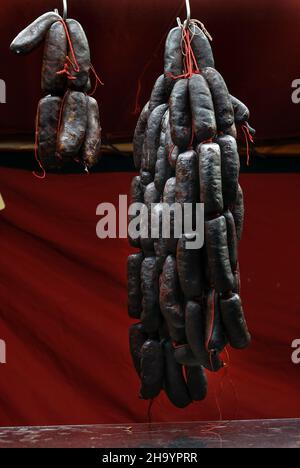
[205,216,235,293]
[220,294,251,349]
[82,97,102,168]
[164,27,183,94]
[216,134,240,208]
[10,12,61,55]
[128,252,143,319]
[160,256,185,343]
[140,340,164,399]
[133,103,149,171]
[169,79,192,150]
[129,323,148,376]
[66,19,91,91]
[37,96,62,171]
[202,67,234,131]
[57,91,88,160]
[185,366,208,402]
[164,341,192,408]
[141,257,162,334]
[198,142,223,216]
[189,74,216,142]
[42,21,67,95]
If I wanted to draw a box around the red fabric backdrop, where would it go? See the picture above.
[1,0,300,141]
[0,168,299,427]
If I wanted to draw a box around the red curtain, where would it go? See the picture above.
[1,0,300,141]
[0,168,299,426]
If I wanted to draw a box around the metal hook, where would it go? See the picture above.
[177,0,191,29]
[62,0,68,19]
[54,0,67,19]
[185,0,191,26]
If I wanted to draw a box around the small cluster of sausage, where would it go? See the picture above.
[10,11,101,173]
[128,23,254,408]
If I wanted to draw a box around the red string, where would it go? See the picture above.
[88,64,104,97]
[241,124,254,166]
[33,106,46,180]
[167,27,200,80]
[56,20,80,80]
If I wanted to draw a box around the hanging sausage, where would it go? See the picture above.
[128,6,255,409]
[10,3,102,176]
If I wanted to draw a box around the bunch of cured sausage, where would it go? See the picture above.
[128,22,254,408]
[10,11,102,173]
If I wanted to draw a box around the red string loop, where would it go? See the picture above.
[56,20,80,80]
[241,124,254,166]
[88,64,104,97]
[33,107,46,180]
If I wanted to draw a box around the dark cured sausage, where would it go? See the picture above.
[216,134,240,208]
[230,95,250,124]
[144,104,168,174]
[174,344,200,367]
[165,121,179,169]
[82,97,102,168]
[38,96,62,171]
[127,253,143,319]
[169,79,192,150]
[10,12,61,55]
[220,294,251,349]
[160,256,185,343]
[177,235,204,299]
[141,182,161,255]
[164,27,183,94]
[205,290,228,353]
[133,103,149,171]
[140,171,153,189]
[224,210,238,272]
[185,366,208,401]
[66,19,91,91]
[154,111,173,194]
[128,176,143,249]
[57,91,88,160]
[163,177,178,254]
[42,21,67,95]
[175,150,199,205]
[232,185,245,242]
[164,341,192,408]
[185,301,223,372]
[129,323,148,376]
[153,204,169,272]
[202,67,234,131]
[140,340,164,399]
[198,143,223,216]
[190,24,215,71]
[189,74,216,143]
[149,75,168,113]
[205,216,235,293]
[141,257,161,334]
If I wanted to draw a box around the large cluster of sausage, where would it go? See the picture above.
[128,23,254,408]
[10,12,101,173]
